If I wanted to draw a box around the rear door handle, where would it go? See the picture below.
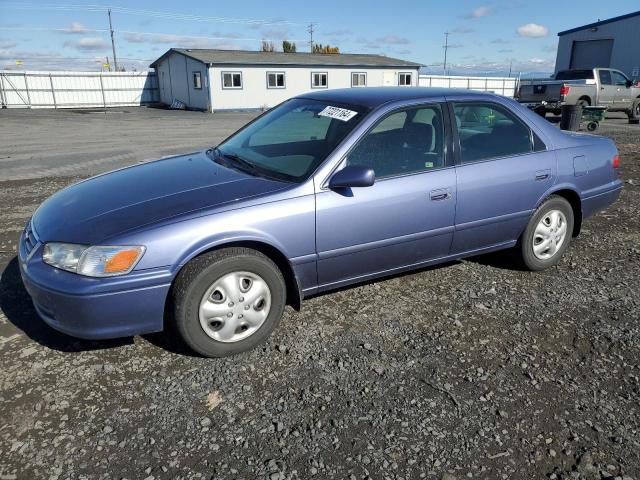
[430,189,451,201]
[535,169,552,181]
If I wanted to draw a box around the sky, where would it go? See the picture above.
[0,0,638,75]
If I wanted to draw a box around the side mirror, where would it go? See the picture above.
[329,165,375,189]
[626,79,633,88]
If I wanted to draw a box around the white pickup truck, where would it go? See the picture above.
[516,68,640,123]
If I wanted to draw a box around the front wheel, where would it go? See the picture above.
[172,248,286,357]
[629,99,640,124]
[516,196,574,271]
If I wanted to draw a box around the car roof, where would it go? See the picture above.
[298,87,493,108]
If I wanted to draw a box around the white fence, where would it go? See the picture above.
[419,74,519,98]
[0,70,159,109]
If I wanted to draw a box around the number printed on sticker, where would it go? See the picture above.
[318,106,358,122]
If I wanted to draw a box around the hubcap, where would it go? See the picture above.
[198,271,271,343]
[532,209,568,260]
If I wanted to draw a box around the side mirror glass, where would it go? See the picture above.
[329,165,375,189]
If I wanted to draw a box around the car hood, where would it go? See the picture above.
[32,150,289,244]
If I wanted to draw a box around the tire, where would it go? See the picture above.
[534,108,547,118]
[587,121,598,131]
[576,98,590,109]
[516,196,574,271]
[172,248,286,357]
[628,99,640,124]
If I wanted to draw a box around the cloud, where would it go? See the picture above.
[323,29,352,37]
[498,48,513,53]
[447,43,464,49]
[124,32,240,50]
[61,22,88,34]
[378,35,409,45]
[395,49,412,55]
[517,23,549,38]
[451,26,475,34]
[462,6,492,19]
[490,38,509,44]
[433,54,555,74]
[0,40,17,49]
[64,37,109,51]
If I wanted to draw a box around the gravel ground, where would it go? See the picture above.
[0,108,639,480]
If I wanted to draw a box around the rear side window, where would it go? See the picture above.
[453,103,533,163]
[599,70,612,85]
[555,70,594,80]
[346,104,445,178]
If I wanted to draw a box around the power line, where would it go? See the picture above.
[0,2,306,26]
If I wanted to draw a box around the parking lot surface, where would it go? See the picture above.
[1,108,639,479]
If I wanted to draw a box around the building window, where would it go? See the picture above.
[222,71,242,89]
[311,72,328,88]
[267,71,286,89]
[398,72,413,86]
[351,72,367,87]
[193,71,202,89]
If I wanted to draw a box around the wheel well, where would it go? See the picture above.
[172,241,302,312]
[578,96,591,105]
[550,189,582,236]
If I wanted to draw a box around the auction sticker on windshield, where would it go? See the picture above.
[318,106,358,122]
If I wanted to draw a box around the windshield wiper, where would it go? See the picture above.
[209,148,263,177]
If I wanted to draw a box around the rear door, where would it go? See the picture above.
[598,70,617,106]
[448,100,556,254]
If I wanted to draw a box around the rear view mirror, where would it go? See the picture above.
[329,165,375,189]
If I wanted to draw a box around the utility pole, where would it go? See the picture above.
[108,9,118,71]
[443,31,449,75]
[508,59,513,77]
[307,23,316,53]
[105,56,110,72]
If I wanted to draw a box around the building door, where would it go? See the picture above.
[570,39,614,69]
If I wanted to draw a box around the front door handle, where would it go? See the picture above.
[430,189,451,201]
[535,169,552,181]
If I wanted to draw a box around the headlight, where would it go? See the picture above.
[42,243,145,277]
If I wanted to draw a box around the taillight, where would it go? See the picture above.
[612,155,620,169]
[560,85,571,97]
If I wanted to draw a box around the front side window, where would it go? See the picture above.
[193,71,202,89]
[267,71,285,89]
[312,72,328,88]
[346,104,445,178]
[453,103,533,163]
[216,99,367,181]
[599,70,612,85]
[398,72,412,86]
[352,72,366,87]
[222,72,242,89]
[611,71,628,86]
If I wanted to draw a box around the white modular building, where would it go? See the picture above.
[150,48,421,112]
[555,10,640,79]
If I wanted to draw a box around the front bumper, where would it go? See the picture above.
[19,228,172,340]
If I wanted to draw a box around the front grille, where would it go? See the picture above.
[22,220,39,257]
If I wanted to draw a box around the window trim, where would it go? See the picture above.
[221,71,243,90]
[337,101,452,182]
[351,72,367,88]
[311,71,328,89]
[398,71,413,87]
[266,71,286,89]
[448,100,546,166]
[192,71,202,90]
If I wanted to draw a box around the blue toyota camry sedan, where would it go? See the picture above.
[19,88,622,357]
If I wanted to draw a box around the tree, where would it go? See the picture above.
[260,40,275,52]
[282,40,297,53]
[312,43,339,54]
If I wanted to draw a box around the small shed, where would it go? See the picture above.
[555,11,640,79]
[150,48,422,112]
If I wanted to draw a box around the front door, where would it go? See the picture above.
[315,103,457,289]
[449,101,557,254]
[611,70,632,108]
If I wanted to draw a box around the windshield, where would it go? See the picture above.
[555,70,594,80]
[215,98,368,182]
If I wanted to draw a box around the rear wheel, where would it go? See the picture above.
[516,196,574,271]
[629,99,640,124]
[576,98,590,109]
[172,248,286,357]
